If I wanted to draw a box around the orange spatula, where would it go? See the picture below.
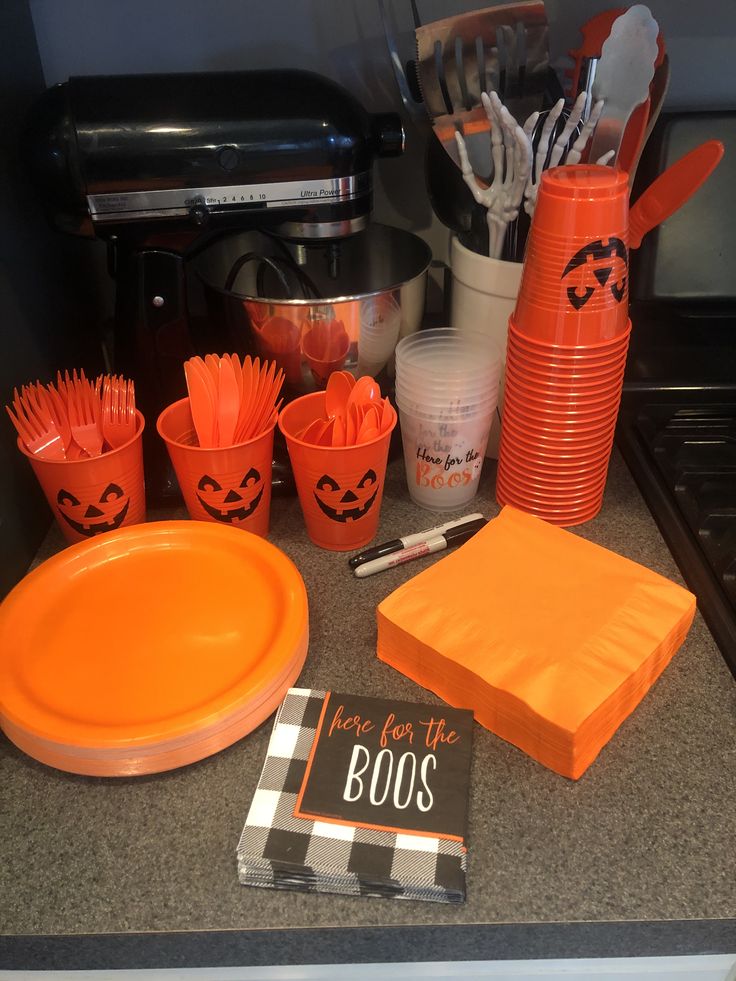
[629,139,724,249]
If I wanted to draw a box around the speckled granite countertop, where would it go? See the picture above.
[1,450,735,970]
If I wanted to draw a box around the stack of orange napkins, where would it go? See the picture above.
[377,506,696,779]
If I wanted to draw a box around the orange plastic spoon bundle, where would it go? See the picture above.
[295,371,396,447]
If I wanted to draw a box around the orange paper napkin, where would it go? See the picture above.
[377,506,696,779]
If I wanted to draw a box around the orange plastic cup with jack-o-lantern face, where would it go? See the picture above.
[157,399,275,537]
[513,165,630,347]
[278,391,396,551]
[19,410,146,545]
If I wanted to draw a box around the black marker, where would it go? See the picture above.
[348,512,485,569]
[354,517,488,578]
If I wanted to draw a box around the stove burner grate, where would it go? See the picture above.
[617,397,736,678]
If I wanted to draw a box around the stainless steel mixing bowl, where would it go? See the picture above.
[193,223,432,396]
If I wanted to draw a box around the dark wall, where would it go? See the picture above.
[0,0,106,594]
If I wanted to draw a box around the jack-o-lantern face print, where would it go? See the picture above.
[314,469,378,522]
[196,469,263,523]
[56,482,130,537]
[561,237,628,310]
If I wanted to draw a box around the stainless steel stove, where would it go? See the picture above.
[616,110,736,679]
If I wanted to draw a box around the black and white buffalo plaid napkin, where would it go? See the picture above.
[236,688,468,903]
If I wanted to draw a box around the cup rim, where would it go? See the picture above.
[503,406,616,439]
[504,356,626,385]
[503,384,620,415]
[502,404,621,428]
[496,488,604,516]
[500,444,612,469]
[497,480,605,509]
[496,477,606,512]
[500,428,614,457]
[156,398,277,451]
[507,346,629,370]
[397,357,502,374]
[395,388,500,407]
[502,377,623,411]
[397,335,502,354]
[499,460,609,486]
[507,348,628,372]
[396,333,503,359]
[501,409,617,439]
[397,348,502,368]
[498,456,609,486]
[504,375,621,404]
[277,390,397,450]
[496,479,606,507]
[397,394,498,408]
[395,369,501,387]
[509,318,632,354]
[502,426,615,452]
[396,390,499,404]
[398,412,496,425]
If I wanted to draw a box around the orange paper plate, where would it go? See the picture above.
[0,521,309,775]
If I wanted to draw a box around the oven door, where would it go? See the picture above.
[619,110,736,679]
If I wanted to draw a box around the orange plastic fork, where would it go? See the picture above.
[6,387,67,461]
[38,381,77,457]
[67,370,104,457]
[102,375,137,449]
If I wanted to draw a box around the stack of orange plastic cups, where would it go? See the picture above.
[497,164,631,527]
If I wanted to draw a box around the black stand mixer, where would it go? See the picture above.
[22,69,406,501]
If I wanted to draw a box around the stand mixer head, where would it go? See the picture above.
[23,68,407,500]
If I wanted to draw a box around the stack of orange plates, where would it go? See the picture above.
[0,522,309,776]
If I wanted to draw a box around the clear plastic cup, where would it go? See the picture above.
[357,294,402,378]
[395,385,499,415]
[397,367,501,393]
[395,390,499,428]
[397,370,500,399]
[398,405,493,512]
[396,339,500,364]
[396,328,501,372]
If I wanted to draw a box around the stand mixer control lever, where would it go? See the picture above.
[188,196,210,227]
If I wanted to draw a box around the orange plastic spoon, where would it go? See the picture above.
[349,374,381,410]
[325,371,352,422]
